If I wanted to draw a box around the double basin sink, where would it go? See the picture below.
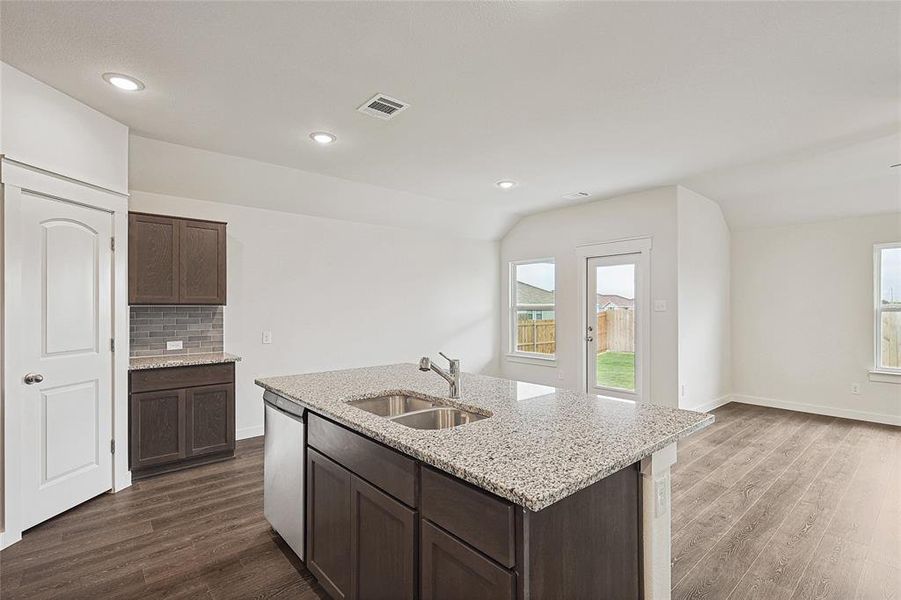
[347,394,488,430]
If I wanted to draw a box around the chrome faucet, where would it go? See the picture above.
[419,352,462,399]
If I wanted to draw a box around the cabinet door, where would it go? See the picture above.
[185,383,234,457]
[421,520,514,600]
[179,219,226,304]
[351,476,416,600]
[308,449,352,600]
[129,389,186,469]
[128,213,180,304]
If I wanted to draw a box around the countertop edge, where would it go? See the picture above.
[129,353,243,371]
[256,378,715,511]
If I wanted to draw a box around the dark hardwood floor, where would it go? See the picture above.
[0,437,329,600]
[1,404,897,600]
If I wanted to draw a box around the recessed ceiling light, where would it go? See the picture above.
[496,180,517,189]
[102,72,144,92]
[310,132,337,145]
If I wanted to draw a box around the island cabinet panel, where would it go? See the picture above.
[420,520,514,600]
[129,364,235,479]
[521,463,642,600]
[350,476,417,600]
[308,449,353,600]
[128,211,227,305]
[421,466,515,568]
[308,413,418,508]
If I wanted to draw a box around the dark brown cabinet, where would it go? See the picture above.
[420,520,514,600]
[308,449,353,600]
[307,446,417,600]
[129,363,235,479]
[302,413,641,600]
[129,212,227,305]
[350,476,416,600]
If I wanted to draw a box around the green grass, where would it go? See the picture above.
[596,351,635,391]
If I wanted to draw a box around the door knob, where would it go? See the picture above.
[585,336,594,342]
[24,373,44,385]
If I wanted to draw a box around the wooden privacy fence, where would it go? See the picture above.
[516,308,634,355]
[883,313,901,368]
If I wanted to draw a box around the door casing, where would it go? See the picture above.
[1,158,130,548]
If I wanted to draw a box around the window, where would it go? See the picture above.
[875,243,901,372]
[510,259,555,358]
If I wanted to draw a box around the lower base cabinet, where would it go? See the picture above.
[129,363,235,479]
[304,413,641,600]
[307,448,416,600]
[420,520,514,600]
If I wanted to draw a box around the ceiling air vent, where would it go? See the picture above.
[357,93,409,120]
[562,192,591,201]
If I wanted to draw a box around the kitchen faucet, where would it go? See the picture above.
[419,352,461,399]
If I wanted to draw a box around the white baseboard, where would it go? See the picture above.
[681,394,732,414]
[732,394,901,426]
[237,425,264,440]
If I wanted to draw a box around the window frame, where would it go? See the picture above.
[874,242,901,374]
[509,258,556,361]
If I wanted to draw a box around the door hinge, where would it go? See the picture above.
[110,237,115,251]
[110,338,115,352]
[110,439,116,454]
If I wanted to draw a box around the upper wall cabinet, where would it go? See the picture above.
[129,212,227,305]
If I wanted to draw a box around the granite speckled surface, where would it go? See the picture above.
[129,352,242,371]
[257,363,713,511]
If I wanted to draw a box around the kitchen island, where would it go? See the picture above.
[256,363,713,600]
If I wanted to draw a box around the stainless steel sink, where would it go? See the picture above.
[390,407,488,430]
[347,395,437,417]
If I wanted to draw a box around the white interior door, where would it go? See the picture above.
[18,190,113,530]
[586,253,645,401]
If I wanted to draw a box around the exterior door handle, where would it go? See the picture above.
[24,373,44,385]
[585,336,594,342]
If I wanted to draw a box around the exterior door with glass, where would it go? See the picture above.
[587,253,644,400]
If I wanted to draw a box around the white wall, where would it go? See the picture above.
[500,187,681,407]
[129,135,513,241]
[0,63,129,193]
[128,191,500,437]
[732,213,901,425]
[677,187,731,411]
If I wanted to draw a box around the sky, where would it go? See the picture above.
[516,261,635,298]
[882,247,901,304]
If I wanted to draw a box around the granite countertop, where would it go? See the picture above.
[256,363,713,511]
[129,352,242,371]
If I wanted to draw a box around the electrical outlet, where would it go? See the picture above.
[681,384,687,398]
[262,330,272,344]
[654,300,667,312]
[850,383,861,395]
[654,476,668,518]
[166,340,183,351]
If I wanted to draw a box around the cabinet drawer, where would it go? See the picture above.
[421,466,516,568]
[308,413,417,508]
[420,520,514,600]
[130,363,234,393]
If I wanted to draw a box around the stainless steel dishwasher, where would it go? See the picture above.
[263,391,306,560]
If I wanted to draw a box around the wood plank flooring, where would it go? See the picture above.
[1,404,897,599]
[0,438,329,600]
[672,403,900,600]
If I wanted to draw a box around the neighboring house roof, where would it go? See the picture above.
[597,294,634,309]
[516,281,554,305]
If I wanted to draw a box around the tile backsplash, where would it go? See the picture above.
[130,306,224,357]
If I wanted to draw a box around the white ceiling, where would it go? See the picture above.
[1,1,899,232]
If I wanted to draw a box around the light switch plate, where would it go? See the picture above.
[262,330,272,344]
[167,340,183,351]
[654,300,667,312]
